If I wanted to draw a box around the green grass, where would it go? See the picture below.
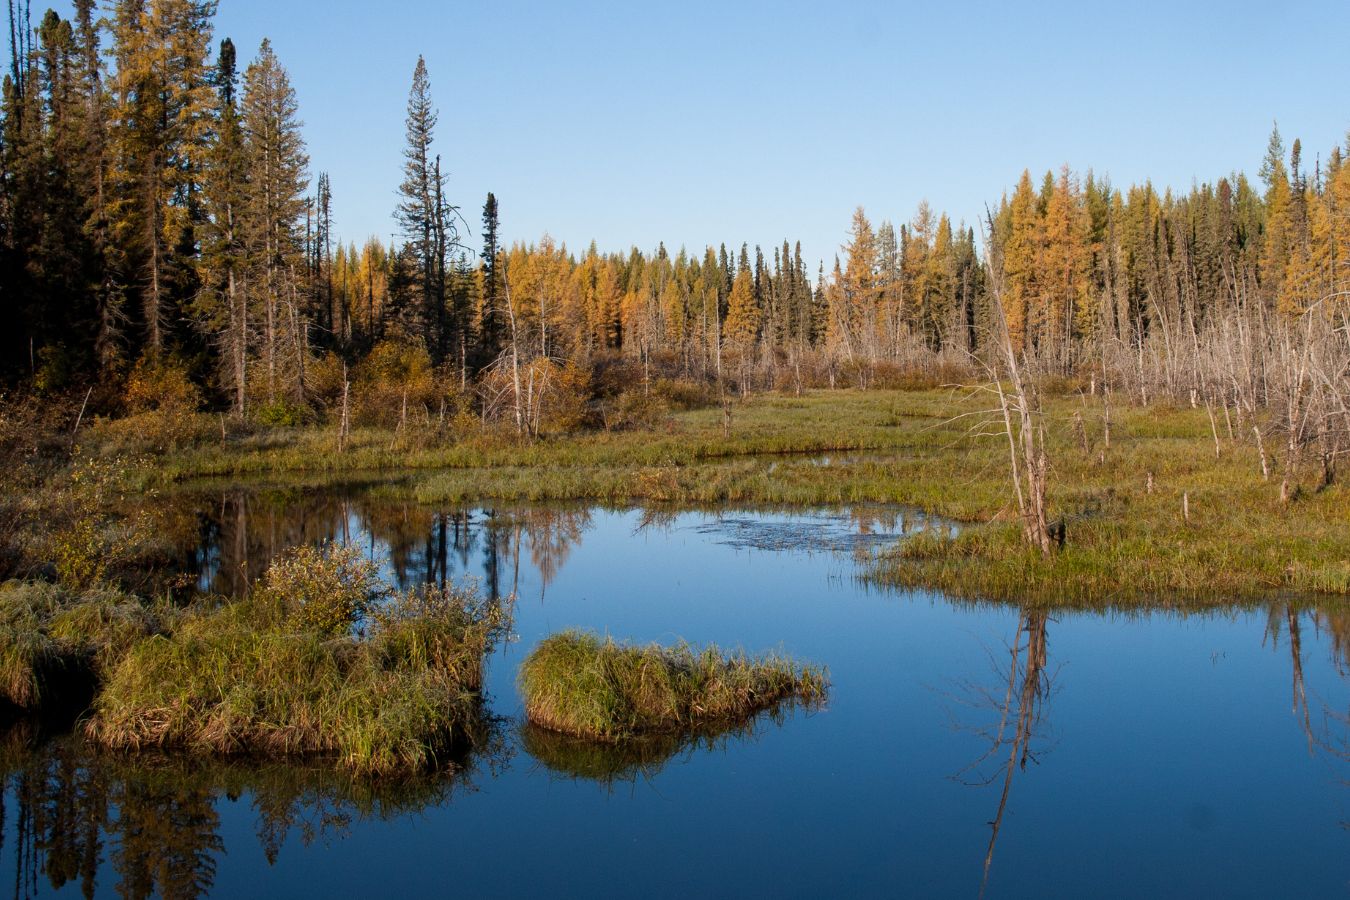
[91,389,943,485]
[87,545,511,775]
[0,581,166,711]
[518,630,826,741]
[49,387,1350,606]
[394,390,1348,608]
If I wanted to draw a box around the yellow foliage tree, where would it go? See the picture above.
[723,268,760,350]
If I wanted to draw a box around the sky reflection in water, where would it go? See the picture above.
[2,485,1348,899]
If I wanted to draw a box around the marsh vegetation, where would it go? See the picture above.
[87,545,510,775]
[518,630,825,741]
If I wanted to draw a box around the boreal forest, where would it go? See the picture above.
[3,1,1346,455]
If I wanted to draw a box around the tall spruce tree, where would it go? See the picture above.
[396,56,451,359]
[108,0,218,359]
[479,191,501,362]
[241,38,309,405]
[201,36,248,412]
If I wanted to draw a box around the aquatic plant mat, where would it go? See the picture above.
[518,630,826,740]
[86,546,511,775]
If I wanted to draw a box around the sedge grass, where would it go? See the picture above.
[0,581,165,711]
[518,630,826,741]
[87,546,511,775]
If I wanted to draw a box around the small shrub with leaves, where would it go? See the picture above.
[86,358,209,453]
[604,388,671,432]
[253,400,309,428]
[36,457,155,590]
[254,544,385,637]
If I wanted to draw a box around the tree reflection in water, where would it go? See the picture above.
[948,609,1055,898]
[956,603,1350,893]
[0,715,509,900]
[178,487,597,607]
[1270,605,1350,821]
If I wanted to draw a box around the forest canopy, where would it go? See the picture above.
[2,1,1348,429]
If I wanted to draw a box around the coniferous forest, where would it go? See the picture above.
[3,0,1347,454]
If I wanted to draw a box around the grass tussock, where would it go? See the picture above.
[518,630,826,741]
[0,581,165,710]
[87,545,511,776]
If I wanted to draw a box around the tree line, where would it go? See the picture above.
[2,2,1347,430]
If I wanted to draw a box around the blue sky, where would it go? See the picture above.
[35,0,1350,267]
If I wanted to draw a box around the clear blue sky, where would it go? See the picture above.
[38,0,1350,267]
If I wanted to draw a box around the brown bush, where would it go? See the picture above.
[352,341,457,429]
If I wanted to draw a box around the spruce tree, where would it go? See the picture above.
[478,191,501,363]
[241,38,309,405]
[396,56,452,360]
[201,36,249,412]
[108,0,218,359]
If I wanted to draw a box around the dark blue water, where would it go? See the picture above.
[3,488,1348,898]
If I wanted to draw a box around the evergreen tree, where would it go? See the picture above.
[200,36,248,411]
[241,38,309,405]
[479,191,501,363]
[108,0,218,359]
[396,56,453,360]
[723,266,759,349]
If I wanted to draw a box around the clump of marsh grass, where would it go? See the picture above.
[518,630,826,741]
[0,580,165,711]
[87,544,511,776]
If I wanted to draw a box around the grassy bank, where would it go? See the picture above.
[32,387,1350,606]
[89,389,939,485]
[518,630,826,741]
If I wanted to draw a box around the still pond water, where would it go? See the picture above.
[3,482,1349,898]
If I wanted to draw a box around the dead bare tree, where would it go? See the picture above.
[1267,291,1350,503]
[983,240,1054,556]
[503,271,525,437]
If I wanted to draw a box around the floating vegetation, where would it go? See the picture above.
[518,630,826,741]
[693,509,932,555]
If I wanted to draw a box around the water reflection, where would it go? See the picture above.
[0,719,508,900]
[183,489,605,604]
[520,699,817,791]
[956,601,1350,895]
[1269,605,1350,803]
[946,609,1055,897]
[8,485,1350,896]
[176,486,921,607]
